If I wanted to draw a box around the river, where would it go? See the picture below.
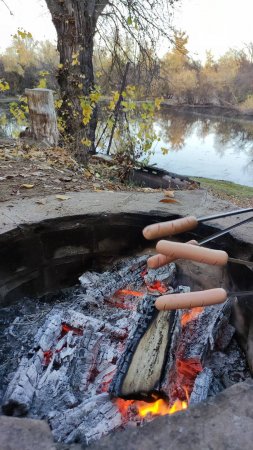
[1,104,253,187]
[147,110,253,187]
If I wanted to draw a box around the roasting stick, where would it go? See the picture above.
[147,215,253,269]
[143,207,253,240]
[155,289,253,311]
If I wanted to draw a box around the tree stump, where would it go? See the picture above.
[25,88,59,146]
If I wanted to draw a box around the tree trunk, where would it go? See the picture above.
[25,88,59,146]
[45,1,108,164]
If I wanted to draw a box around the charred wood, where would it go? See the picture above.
[109,295,175,401]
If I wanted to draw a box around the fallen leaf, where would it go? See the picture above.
[83,170,92,178]
[164,190,175,198]
[21,184,34,189]
[142,187,157,192]
[159,198,180,204]
[55,195,71,201]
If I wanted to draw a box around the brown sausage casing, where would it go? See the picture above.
[143,216,198,240]
[156,240,228,266]
[155,288,227,310]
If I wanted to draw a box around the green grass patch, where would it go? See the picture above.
[193,177,253,199]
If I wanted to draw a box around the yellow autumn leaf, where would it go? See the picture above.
[108,100,115,111]
[154,97,164,110]
[56,195,71,201]
[0,80,10,92]
[81,138,92,147]
[82,103,92,125]
[37,78,47,89]
[90,91,101,103]
[113,91,120,103]
[22,184,34,189]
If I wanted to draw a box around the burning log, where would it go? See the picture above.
[109,296,176,400]
[2,253,247,445]
[161,299,233,404]
[78,256,149,307]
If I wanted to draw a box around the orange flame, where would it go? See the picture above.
[181,307,204,327]
[137,398,187,417]
[115,397,188,419]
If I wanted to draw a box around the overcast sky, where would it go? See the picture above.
[0,0,253,62]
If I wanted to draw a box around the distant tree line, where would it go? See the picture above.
[1,29,253,114]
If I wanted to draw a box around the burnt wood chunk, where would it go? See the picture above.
[109,296,175,400]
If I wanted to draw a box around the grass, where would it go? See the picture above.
[192,177,253,207]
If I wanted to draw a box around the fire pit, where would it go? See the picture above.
[0,212,253,448]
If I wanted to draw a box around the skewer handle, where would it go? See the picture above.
[143,216,198,240]
[156,240,228,266]
[155,288,227,310]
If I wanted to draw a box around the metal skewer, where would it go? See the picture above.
[147,215,253,269]
[198,207,253,222]
[198,216,253,245]
[143,208,253,241]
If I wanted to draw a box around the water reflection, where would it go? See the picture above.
[156,112,197,151]
[1,104,253,186]
[151,111,253,186]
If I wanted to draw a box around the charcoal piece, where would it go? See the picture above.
[2,351,44,416]
[49,393,122,445]
[109,295,175,400]
[215,323,235,351]
[77,256,148,307]
[190,368,213,405]
[144,263,176,285]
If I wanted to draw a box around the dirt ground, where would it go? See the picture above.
[0,140,150,203]
[0,138,252,207]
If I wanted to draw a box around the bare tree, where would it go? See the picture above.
[44,0,178,163]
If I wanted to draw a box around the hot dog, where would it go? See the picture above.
[156,240,228,266]
[155,288,227,310]
[147,240,199,268]
[143,216,198,240]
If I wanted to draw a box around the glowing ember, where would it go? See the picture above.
[43,322,83,366]
[43,350,53,366]
[116,289,143,297]
[181,307,204,326]
[177,358,203,378]
[115,398,134,418]
[61,323,83,336]
[115,397,188,419]
[147,280,168,294]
